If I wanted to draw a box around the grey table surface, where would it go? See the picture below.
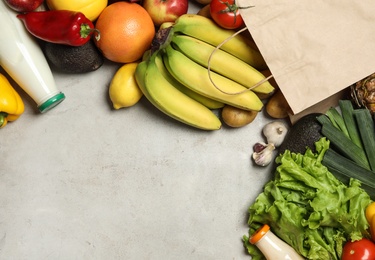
[0,2,275,259]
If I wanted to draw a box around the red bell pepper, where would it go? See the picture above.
[17,10,97,46]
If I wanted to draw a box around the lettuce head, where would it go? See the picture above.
[243,138,371,259]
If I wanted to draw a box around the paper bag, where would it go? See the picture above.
[238,0,375,115]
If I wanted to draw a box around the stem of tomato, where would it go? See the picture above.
[218,0,254,25]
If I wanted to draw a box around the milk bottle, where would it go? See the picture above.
[250,224,305,260]
[0,1,65,113]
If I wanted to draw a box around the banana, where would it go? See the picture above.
[134,59,157,107]
[134,52,222,130]
[162,45,264,111]
[159,21,175,30]
[154,53,224,110]
[171,34,274,95]
[172,14,268,70]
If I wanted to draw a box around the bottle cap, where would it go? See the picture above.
[38,92,66,113]
[249,224,270,244]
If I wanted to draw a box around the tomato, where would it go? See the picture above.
[209,0,249,29]
[46,0,108,21]
[342,238,375,260]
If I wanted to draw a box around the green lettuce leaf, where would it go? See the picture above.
[243,138,371,259]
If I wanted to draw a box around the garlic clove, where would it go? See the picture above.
[252,143,275,166]
[253,142,268,153]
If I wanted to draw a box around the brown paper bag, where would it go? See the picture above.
[238,0,375,115]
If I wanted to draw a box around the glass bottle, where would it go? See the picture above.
[0,1,65,113]
[250,224,304,260]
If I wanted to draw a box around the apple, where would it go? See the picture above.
[142,0,189,27]
[4,0,44,12]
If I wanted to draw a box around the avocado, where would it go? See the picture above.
[42,40,104,73]
[278,113,323,154]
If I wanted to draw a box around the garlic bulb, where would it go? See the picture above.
[262,121,289,147]
[252,142,275,167]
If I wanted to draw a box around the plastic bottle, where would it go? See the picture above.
[0,1,65,113]
[249,224,304,260]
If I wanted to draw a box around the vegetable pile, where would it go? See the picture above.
[243,138,371,260]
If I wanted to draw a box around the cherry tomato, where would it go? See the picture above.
[342,238,375,260]
[209,0,249,29]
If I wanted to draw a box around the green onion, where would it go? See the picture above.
[325,108,340,129]
[320,122,370,170]
[323,148,375,199]
[317,114,334,127]
[339,100,363,149]
[326,107,350,138]
[353,109,375,172]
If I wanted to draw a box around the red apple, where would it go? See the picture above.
[142,0,189,27]
[4,0,44,12]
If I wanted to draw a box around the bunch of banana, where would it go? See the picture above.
[172,14,268,71]
[169,34,274,96]
[134,14,275,130]
[135,51,222,130]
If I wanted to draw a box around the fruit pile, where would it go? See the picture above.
[1,0,292,129]
[135,14,275,130]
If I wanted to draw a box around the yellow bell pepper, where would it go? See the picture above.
[366,201,375,241]
[0,73,24,128]
[46,0,108,21]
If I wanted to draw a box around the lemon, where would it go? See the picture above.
[109,62,143,109]
[46,0,108,21]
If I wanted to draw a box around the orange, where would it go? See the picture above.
[94,2,155,63]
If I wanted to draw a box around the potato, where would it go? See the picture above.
[266,90,291,119]
[255,92,273,100]
[221,105,258,128]
[197,4,211,18]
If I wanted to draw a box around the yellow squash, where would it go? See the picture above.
[0,73,24,128]
[46,0,108,21]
